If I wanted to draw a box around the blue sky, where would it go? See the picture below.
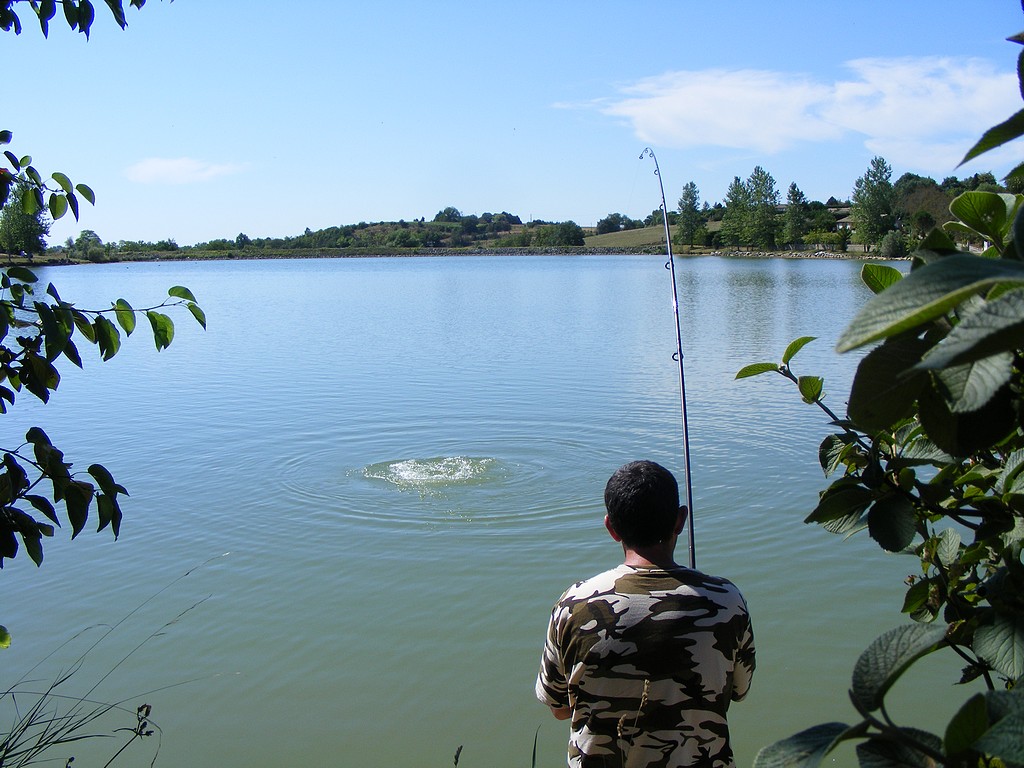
[4,1,1023,246]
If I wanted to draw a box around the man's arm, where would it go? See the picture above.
[548,704,572,721]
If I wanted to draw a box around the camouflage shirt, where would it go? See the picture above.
[536,564,755,768]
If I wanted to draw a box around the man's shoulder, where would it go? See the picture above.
[558,565,630,601]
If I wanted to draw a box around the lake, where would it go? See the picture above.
[0,254,965,767]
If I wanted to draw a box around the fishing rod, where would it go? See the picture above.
[640,147,696,570]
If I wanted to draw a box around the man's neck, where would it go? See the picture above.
[622,545,679,570]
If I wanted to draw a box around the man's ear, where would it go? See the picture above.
[674,506,689,535]
[604,514,622,542]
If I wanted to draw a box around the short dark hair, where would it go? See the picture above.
[604,460,680,547]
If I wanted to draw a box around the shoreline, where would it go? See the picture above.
[3,245,893,268]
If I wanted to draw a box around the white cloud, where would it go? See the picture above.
[602,69,841,153]
[598,57,1020,173]
[124,157,247,184]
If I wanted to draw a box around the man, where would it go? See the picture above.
[536,460,755,768]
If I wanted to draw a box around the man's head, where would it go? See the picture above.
[604,460,685,547]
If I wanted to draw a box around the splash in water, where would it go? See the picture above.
[364,456,499,492]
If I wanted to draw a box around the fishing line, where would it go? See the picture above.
[640,147,696,570]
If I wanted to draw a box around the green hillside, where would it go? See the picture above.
[584,225,675,248]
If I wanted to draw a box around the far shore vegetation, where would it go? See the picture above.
[0,164,1007,266]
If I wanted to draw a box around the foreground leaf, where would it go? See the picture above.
[974,613,1024,680]
[861,263,904,295]
[736,362,778,379]
[867,495,918,553]
[851,624,947,712]
[916,289,1024,370]
[855,729,943,768]
[783,336,816,365]
[837,255,1024,352]
[753,723,852,768]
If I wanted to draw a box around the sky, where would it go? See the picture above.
[3,1,1023,247]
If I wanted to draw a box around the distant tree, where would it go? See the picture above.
[910,209,936,238]
[0,182,49,255]
[744,166,780,248]
[676,182,702,248]
[851,156,895,246]
[781,182,809,246]
[807,200,838,232]
[533,221,584,247]
[74,228,104,261]
[433,206,462,223]
[596,212,638,235]
[719,176,750,246]
[235,232,251,248]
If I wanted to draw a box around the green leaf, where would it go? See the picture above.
[23,531,43,566]
[836,255,1024,353]
[867,494,918,553]
[1001,449,1024,494]
[855,729,943,768]
[805,484,873,525]
[986,688,1024,720]
[782,336,816,365]
[75,183,95,205]
[26,494,58,525]
[64,480,94,538]
[944,693,989,759]
[113,298,136,335]
[735,362,779,379]
[975,714,1024,765]
[66,191,79,220]
[88,463,126,498]
[936,528,961,567]
[0,130,12,145]
[819,434,854,477]
[5,266,38,284]
[848,337,929,433]
[93,315,121,361]
[50,171,72,193]
[187,302,207,329]
[168,285,197,302]
[26,426,53,447]
[861,263,904,295]
[919,378,1015,456]
[0,625,9,649]
[146,311,174,350]
[63,0,79,29]
[974,613,1024,680]
[104,0,128,28]
[797,375,823,404]
[752,723,853,768]
[71,309,96,343]
[932,354,1014,414]
[22,187,41,215]
[915,290,1024,370]
[78,0,95,36]
[960,107,1024,166]
[850,624,948,712]
[949,192,1021,248]
[901,578,932,616]
[47,192,68,221]
[62,338,82,368]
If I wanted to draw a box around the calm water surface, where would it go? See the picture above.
[1,255,962,767]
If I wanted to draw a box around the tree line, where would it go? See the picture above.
[597,160,1004,257]
[0,201,588,258]
[0,158,1004,259]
